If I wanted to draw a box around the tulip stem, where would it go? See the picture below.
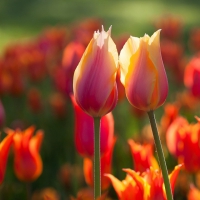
[147,110,173,200]
[94,117,101,199]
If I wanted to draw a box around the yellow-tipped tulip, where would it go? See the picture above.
[73,26,118,117]
[119,30,168,111]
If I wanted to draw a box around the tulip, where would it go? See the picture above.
[119,30,168,111]
[73,26,118,117]
[5,126,44,182]
[72,18,102,47]
[71,95,114,157]
[27,87,43,113]
[128,139,159,173]
[160,103,180,133]
[188,185,200,200]
[0,133,15,184]
[106,164,182,200]
[62,41,85,95]
[154,16,182,40]
[184,55,200,98]
[166,116,200,172]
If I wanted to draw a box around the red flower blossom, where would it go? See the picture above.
[61,41,85,95]
[160,103,180,133]
[0,133,15,185]
[166,116,200,172]
[128,139,159,173]
[154,15,182,40]
[71,95,114,158]
[27,87,43,113]
[184,54,200,98]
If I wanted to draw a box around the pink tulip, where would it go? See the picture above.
[73,26,118,117]
[119,30,168,111]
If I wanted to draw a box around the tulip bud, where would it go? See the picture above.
[73,26,118,117]
[119,30,168,111]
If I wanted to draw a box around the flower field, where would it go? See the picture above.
[1,1,200,200]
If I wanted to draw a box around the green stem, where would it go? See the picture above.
[94,117,101,199]
[147,110,173,200]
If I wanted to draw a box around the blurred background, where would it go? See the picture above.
[1,0,200,199]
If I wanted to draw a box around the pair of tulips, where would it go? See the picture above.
[73,26,170,200]
[73,26,168,117]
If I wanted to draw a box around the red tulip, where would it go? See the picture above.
[128,139,159,173]
[27,87,43,113]
[71,95,114,158]
[184,54,200,98]
[62,41,85,95]
[166,116,200,172]
[6,126,44,182]
[0,133,14,185]
[154,15,182,40]
[160,103,180,133]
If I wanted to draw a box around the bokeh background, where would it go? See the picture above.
[1,0,200,199]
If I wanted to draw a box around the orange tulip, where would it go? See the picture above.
[128,139,159,173]
[188,185,200,200]
[119,30,168,111]
[5,126,44,182]
[106,164,182,200]
[0,133,14,184]
[73,26,118,117]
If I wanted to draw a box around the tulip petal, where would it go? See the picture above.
[148,30,168,107]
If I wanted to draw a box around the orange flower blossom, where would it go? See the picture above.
[5,126,44,182]
[73,26,118,117]
[0,132,15,184]
[119,30,168,111]
[188,185,200,200]
[106,164,182,200]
